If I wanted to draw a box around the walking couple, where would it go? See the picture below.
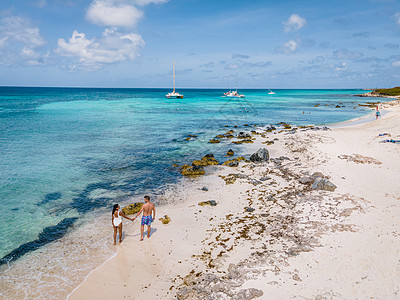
[112,195,156,244]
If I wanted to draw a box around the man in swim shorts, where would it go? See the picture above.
[134,195,156,241]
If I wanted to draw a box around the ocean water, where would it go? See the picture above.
[0,87,384,297]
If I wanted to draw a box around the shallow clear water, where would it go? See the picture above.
[1,87,388,298]
[0,87,380,264]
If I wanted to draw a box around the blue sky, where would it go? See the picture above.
[0,0,400,88]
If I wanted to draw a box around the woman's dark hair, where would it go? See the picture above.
[112,204,119,216]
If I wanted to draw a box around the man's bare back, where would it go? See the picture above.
[142,202,154,216]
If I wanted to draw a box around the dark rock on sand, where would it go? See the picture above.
[200,187,208,191]
[122,202,143,215]
[237,132,251,139]
[181,165,205,176]
[312,178,337,191]
[192,154,219,166]
[260,176,271,181]
[249,148,269,162]
[226,149,234,156]
[198,200,217,207]
[245,207,255,212]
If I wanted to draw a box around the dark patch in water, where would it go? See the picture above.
[37,192,62,206]
[70,182,115,214]
[0,217,78,266]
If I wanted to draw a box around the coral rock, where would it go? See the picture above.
[122,203,143,215]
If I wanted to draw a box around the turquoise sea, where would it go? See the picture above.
[0,87,385,297]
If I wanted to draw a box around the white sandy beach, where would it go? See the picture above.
[69,101,400,300]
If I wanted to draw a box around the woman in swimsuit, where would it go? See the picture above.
[112,204,133,245]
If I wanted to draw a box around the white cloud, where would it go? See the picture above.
[335,62,348,71]
[284,14,307,33]
[276,40,299,54]
[0,15,47,65]
[393,12,400,25]
[56,29,145,68]
[392,61,400,67]
[86,0,143,28]
[134,0,169,6]
[332,48,362,60]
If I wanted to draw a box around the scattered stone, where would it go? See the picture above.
[237,132,251,139]
[232,139,253,144]
[226,149,234,156]
[245,207,255,212]
[172,164,179,167]
[159,215,171,224]
[228,160,239,167]
[188,134,197,138]
[198,200,217,207]
[185,137,191,141]
[299,176,313,184]
[260,176,271,181]
[193,154,219,166]
[122,203,143,215]
[219,173,247,185]
[249,179,262,185]
[312,178,337,191]
[181,165,205,176]
[209,139,220,144]
[200,187,208,191]
[249,148,269,162]
[262,140,274,145]
[310,172,325,179]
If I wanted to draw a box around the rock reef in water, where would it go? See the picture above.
[226,149,234,156]
[122,203,143,215]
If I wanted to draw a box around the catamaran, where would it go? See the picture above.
[166,61,183,99]
[222,74,245,98]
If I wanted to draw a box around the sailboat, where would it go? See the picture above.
[223,74,245,98]
[267,89,275,95]
[166,61,183,99]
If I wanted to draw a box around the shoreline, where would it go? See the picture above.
[0,96,398,300]
[69,101,400,299]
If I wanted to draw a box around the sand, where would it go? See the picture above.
[69,101,400,300]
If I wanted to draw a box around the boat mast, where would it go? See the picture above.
[235,72,238,92]
[173,61,176,93]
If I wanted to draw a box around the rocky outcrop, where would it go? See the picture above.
[181,165,205,176]
[192,154,219,166]
[122,203,143,215]
[249,148,269,162]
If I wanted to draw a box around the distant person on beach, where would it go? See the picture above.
[134,196,156,241]
[376,107,381,119]
[112,204,133,245]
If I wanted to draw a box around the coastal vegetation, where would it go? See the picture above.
[373,86,400,97]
